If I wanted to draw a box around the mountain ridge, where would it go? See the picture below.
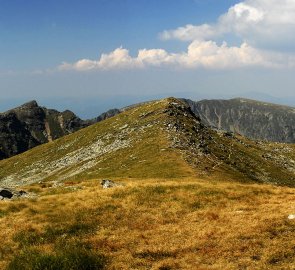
[1,97,295,188]
[184,97,295,143]
[2,96,295,174]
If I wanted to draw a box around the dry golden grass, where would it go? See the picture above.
[0,177,295,269]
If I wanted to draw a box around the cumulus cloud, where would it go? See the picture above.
[59,41,292,71]
[183,41,274,69]
[58,0,295,72]
[160,0,295,50]
[59,48,136,71]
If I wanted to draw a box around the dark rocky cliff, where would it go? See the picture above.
[184,98,295,143]
[0,112,39,159]
[0,101,121,159]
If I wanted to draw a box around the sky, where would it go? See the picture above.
[1,0,295,118]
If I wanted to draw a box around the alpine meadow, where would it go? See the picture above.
[1,1,295,269]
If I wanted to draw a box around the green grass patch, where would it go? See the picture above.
[14,221,97,247]
[7,243,106,270]
[0,209,7,218]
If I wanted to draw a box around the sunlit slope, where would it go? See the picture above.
[1,97,295,187]
[1,178,295,270]
[0,99,194,186]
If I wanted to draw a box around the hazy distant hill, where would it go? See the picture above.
[184,98,295,143]
[0,100,121,159]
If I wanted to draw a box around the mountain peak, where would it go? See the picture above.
[0,100,123,160]
[19,100,39,109]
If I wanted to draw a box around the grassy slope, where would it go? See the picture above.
[0,99,193,186]
[0,178,295,269]
[199,133,295,186]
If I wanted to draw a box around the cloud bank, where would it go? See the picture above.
[60,42,289,71]
[160,0,295,49]
[59,0,295,71]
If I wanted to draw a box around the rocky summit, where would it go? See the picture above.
[184,98,295,143]
[0,100,121,160]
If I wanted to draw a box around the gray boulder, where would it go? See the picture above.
[100,179,123,189]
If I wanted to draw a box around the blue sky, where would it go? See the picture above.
[1,0,237,69]
[1,0,295,118]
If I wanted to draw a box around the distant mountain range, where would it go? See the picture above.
[184,98,295,143]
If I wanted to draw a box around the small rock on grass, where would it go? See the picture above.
[100,180,124,189]
[0,188,29,200]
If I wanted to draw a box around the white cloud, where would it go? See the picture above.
[160,23,222,42]
[138,49,172,66]
[58,0,295,72]
[98,47,137,69]
[160,0,295,50]
[59,41,292,71]
[59,48,138,71]
[183,41,274,69]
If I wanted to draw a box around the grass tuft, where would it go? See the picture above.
[7,244,106,270]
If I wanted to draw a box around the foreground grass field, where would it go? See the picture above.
[0,177,294,269]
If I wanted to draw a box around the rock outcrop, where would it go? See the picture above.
[0,101,121,159]
[101,179,124,188]
[184,98,295,143]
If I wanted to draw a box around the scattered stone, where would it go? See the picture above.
[288,214,295,220]
[0,189,13,199]
[119,124,128,130]
[51,181,65,188]
[19,190,27,196]
[101,179,124,189]
[0,188,30,200]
